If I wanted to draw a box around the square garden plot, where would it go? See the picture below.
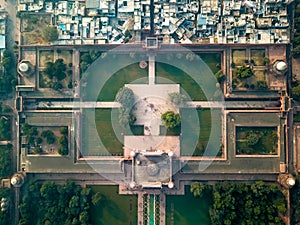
[236,126,278,155]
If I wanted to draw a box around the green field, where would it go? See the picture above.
[94,109,123,155]
[155,63,207,101]
[89,185,137,225]
[197,52,222,74]
[181,109,213,156]
[236,127,278,155]
[250,49,265,66]
[232,49,246,66]
[97,52,221,102]
[98,63,148,101]
[166,186,211,225]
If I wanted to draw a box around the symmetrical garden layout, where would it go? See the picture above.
[16,43,289,225]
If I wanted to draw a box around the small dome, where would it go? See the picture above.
[287,178,295,186]
[10,177,18,186]
[129,182,136,189]
[0,202,6,208]
[168,151,174,157]
[276,61,287,71]
[19,62,29,72]
[168,182,174,189]
[130,151,136,157]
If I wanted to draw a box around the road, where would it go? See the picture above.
[0,1,20,224]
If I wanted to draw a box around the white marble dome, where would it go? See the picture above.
[19,62,29,72]
[168,182,174,189]
[10,177,18,186]
[276,61,287,71]
[287,178,295,186]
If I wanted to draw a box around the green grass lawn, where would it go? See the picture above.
[98,63,148,101]
[94,109,124,155]
[181,109,212,156]
[236,127,278,155]
[57,50,73,66]
[250,49,265,66]
[97,52,221,102]
[166,186,211,225]
[197,52,222,74]
[90,110,144,156]
[39,50,54,67]
[232,49,246,66]
[155,63,207,101]
[89,185,138,225]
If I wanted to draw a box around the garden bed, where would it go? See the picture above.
[236,126,278,155]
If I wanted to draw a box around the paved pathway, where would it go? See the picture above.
[25,100,279,110]
[148,54,155,85]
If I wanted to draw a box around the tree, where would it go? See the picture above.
[190,182,205,197]
[42,26,59,42]
[263,57,270,66]
[256,80,268,89]
[41,130,56,144]
[246,131,260,146]
[168,92,187,107]
[116,87,135,127]
[59,127,68,136]
[236,65,253,79]
[292,84,300,101]
[215,70,226,83]
[161,111,180,129]
[44,59,67,82]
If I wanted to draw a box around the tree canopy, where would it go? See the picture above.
[0,145,11,179]
[292,85,300,101]
[161,111,180,129]
[44,58,67,81]
[18,181,93,225]
[236,65,253,79]
[116,87,135,127]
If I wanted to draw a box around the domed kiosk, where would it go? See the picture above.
[17,60,34,77]
[10,173,25,188]
[278,174,295,189]
[19,62,29,73]
[273,60,287,75]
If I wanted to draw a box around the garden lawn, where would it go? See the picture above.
[94,109,123,155]
[155,63,207,101]
[250,49,265,66]
[232,49,246,66]
[166,186,211,225]
[197,52,222,74]
[39,50,54,67]
[98,63,148,101]
[89,185,137,225]
[236,127,278,155]
[181,109,212,156]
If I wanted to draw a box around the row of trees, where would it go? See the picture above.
[0,187,10,224]
[293,0,300,57]
[18,181,93,225]
[291,176,300,224]
[58,127,68,155]
[0,116,11,141]
[116,87,136,128]
[0,144,11,179]
[190,181,286,225]
[80,51,102,73]
[0,50,17,96]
